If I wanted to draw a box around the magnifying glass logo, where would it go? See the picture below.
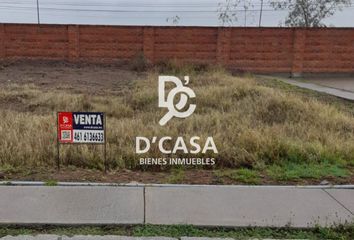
[158,76,196,126]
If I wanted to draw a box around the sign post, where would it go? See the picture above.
[57,112,106,172]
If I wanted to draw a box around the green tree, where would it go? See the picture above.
[270,0,351,27]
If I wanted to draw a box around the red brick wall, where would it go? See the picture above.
[229,28,294,73]
[2,25,68,59]
[302,29,354,73]
[0,23,353,75]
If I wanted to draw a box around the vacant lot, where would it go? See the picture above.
[0,61,353,184]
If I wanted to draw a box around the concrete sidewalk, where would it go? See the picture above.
[305,77,354,93]
[279,78,354,101]
[0,183,353,228]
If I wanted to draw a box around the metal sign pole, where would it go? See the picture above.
[104,113,107,173]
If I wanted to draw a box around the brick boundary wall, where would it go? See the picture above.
[0,23,353,75]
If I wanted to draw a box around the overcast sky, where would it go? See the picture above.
[0,0,353,27]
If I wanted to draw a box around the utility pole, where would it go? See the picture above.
[244,1,247,26]
[36,0,40,24]
[259,0,264,27]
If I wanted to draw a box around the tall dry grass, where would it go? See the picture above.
[0,67,354,170]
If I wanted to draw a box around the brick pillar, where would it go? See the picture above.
[291,29,306,77]
[68,25,80,62]
[143,27,155,64]
[216,27,231,66]
[0,24,5,60]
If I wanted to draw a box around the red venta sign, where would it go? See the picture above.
[57,112,105,144]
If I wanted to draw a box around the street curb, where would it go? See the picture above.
[1,181,354,189]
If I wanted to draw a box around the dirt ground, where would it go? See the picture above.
[1,167,353,185]
[0,60,139,96]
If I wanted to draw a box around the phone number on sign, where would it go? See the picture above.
[73,130,104,143]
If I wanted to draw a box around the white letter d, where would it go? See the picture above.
[136,137,150,154]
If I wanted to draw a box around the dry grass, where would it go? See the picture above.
[0,65,354,172]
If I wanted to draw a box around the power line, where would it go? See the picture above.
[0,0,285,8]
[0,1,352,10]
[2,4,354,13]
[0,5,294,12]
[1,0,353,6]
